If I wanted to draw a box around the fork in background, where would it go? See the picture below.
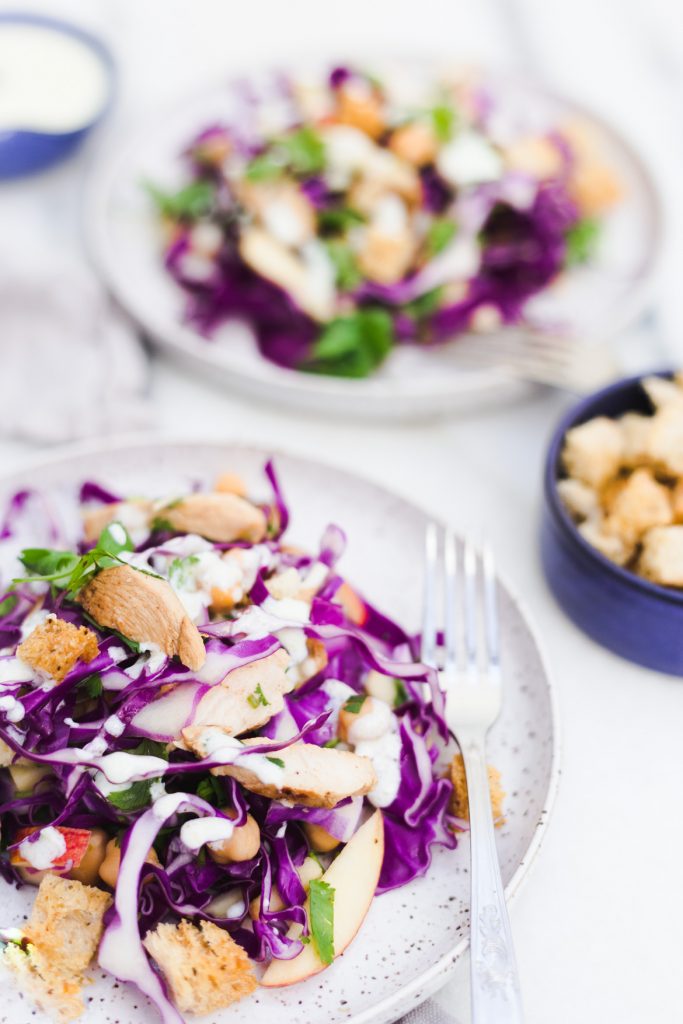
[448,329,620,393]
[422,525,524,1024]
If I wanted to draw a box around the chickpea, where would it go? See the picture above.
[214,472,247,497]
[99,837,160,889]
[302,821,340,854]
[69,828,109,885]
[208,809,260,865]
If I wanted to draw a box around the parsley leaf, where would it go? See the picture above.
[247,683,270,709]
[108,779,154,812]
[565,217,600,266]
[307,308,394,378]
[168,555,200,589]
[196,775,224,805]
[318,207,366,235]
[279,126,325,176]
[80,673,103,699]
[323,738,341,749]
[324,240,362,292]
[343,694,366,715]
[0,594,18,618]
[403,286,444,321]
[431,103,456,143]
[15,523,137,600]
[309,878,335,965]
[266,756,285,768]
[425,218,457,256]
[145,179,216,221]
[245,152,284,183]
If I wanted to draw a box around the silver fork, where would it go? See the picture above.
[422,525,524,1024]
[448,329,620,393]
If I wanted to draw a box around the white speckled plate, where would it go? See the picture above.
[85,59,661,421]
[0,440,559,1024]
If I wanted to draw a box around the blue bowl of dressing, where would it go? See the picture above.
[540,370,683,676]
[0,12,115,178]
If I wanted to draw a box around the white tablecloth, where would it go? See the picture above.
[2,1,683,1021]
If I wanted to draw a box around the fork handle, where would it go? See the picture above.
[462,741,524,1024]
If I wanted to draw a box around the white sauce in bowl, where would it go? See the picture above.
[0,23,109,133]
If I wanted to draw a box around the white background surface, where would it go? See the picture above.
[2,1,683,1022]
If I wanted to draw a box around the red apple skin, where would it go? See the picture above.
[11,826,92,872]
[336,583,369,628]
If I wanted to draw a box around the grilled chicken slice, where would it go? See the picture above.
[190,649,293,736]
[159,493,267,544]
[82,500,154,543]
[181,731,377,808]
[79,565,206,670]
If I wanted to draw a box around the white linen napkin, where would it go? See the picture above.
[400,1000,461,1024]
[0,246,151,443]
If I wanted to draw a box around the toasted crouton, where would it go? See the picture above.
[578,518,632,565]
[335,84,385,139]
[449,753,505,826]
[639,526,683,586]
[143,919,256,1014]
[642,375,683,411]
[562,417,623,488]
[557,478,599,521]
[603,468,672,542]
[3,941,84,1022]
[3,876,112,1022]
[357,224,415,285]
[646,405,683,477]
[672,480,683,523]
[79,565,205,670]
[27,875,112,974]
[620,412,653,469]
[17,618,98,683]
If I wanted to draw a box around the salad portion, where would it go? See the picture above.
[149,64,622,378]
[0,464,468,1022]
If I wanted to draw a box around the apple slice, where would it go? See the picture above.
[335,582,368,627]
[261,810,384,987]
[11,826,92,871]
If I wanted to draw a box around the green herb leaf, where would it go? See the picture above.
[145,179,216,221]
[168,555,200,589]
[0,594,18,618]
[15,522,134,599]
[425,218,457,256]
[97,522,134,560]
[80,673,103,699]
[323,738,341,749]
[133,739,169,761]
[431,104,455,143]
[393,679,409,708]
[309,878,335,965]
[343,694,366,715]
[108,779,154,812]
[279,126,326,176]
[324,240,362,292]
[245,152,284,183]
[403,286,444,321]
[307,308,394,378]
[565,217,600,266]
[266,756,285,768]
[318,207,366,234]
[247,683,270,709]
[196,775,224,805]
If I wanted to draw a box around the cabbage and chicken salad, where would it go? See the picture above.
[0,464,458,1023]
[149,64,622,378]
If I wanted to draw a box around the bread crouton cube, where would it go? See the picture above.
[646,405,683,477]
[620,412,653,469]
[557,478,599,521]
[17,617,98,683]
[603,468,672,542]
[672,480,683,523]
[27,874,112,974]
[562,417,623,488]
[642,375,683,411]
[449,753,504,826]
[143,919,256,1014]
[639,526,683,587]
[577,518,633,566]
[3,941,84,1022]
[357,226,415,285]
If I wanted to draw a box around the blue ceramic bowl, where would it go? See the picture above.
[541,370,683,676]
[0,12,115,179]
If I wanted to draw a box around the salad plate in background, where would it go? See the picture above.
[87,59,661,419]
[0,441,558,1024]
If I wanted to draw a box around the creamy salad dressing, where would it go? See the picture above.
[347,698,402,808]
[0,24,109,132]
[196,727,285,787]
[0,695,25,723]
[180,815,234,852]
[18,825,66,870]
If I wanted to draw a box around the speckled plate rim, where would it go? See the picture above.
[83,55,662,421]
[0,435,561,1023]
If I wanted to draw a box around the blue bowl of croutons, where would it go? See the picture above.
[541,370,683,675]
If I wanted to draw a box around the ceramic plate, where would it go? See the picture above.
[0,440,559,1024]
[85,61,661,421]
